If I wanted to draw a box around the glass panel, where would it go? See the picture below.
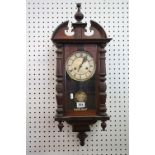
[65,73,96,111]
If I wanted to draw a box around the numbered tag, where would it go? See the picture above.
[76,102,85,108]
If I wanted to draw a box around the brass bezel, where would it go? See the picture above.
[74,91,87,102]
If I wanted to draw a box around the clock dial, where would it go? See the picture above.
[66,51,96,81]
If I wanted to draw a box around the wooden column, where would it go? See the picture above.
[55,44,64,131]
[98,44,110,130]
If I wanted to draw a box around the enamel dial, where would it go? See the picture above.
[66,51,96,81]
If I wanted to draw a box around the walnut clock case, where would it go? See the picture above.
[51,3,111,146]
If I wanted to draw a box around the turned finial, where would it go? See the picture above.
[74,3,84,22]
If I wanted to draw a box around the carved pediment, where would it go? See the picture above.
[51,4,111,43]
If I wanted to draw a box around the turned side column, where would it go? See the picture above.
[98,44,110,130]
[55,44,64,131]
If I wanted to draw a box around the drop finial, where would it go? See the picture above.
[74,3,84,23]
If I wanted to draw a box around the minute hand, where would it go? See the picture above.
[78,56,87,71]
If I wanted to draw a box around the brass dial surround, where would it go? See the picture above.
[66,51,96,81]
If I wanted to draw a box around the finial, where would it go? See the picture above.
[74,3,84,22]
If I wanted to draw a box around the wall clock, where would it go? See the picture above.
[51,3,112,146]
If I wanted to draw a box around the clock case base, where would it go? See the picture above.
[55,115,110,146]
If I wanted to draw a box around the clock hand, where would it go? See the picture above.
[83,56,87,64]
[78,56,87,71]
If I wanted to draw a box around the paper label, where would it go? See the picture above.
[76,102,85,108]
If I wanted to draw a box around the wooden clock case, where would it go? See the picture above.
[51,3,111,146]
